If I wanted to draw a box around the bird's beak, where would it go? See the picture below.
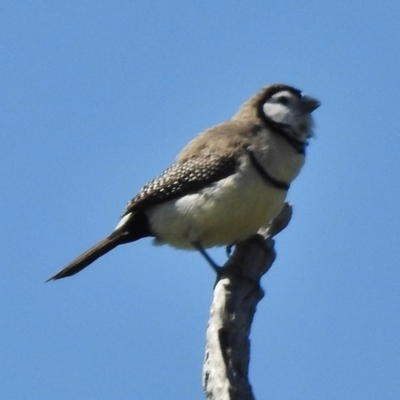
[301,95,320,113]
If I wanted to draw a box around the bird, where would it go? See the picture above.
[47,83,320,281]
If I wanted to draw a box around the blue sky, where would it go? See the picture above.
[1,1,400,399]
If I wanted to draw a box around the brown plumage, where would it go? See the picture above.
[47,84,319,281]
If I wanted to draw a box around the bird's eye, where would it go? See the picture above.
[277,96,289,105]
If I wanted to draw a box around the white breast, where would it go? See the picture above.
[146,156,288,249]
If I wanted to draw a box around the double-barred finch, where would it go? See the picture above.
[47,84,320,281]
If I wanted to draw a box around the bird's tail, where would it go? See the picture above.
[46,230,129,281]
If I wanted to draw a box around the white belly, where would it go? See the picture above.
[147,164,287,249]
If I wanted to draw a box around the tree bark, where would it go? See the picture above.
[202,203,292,400]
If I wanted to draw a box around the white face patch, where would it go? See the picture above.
[262,90,314,140]
[262,90,298,125]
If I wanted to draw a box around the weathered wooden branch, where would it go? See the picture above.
[202,203,293,400]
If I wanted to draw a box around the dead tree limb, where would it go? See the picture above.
[202,203,293,400]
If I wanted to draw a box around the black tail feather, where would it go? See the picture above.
[46,231,126,281]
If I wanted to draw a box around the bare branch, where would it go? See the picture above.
[202,203,292,400]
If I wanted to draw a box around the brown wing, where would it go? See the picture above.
[123,155,238,215]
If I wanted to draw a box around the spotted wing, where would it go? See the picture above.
[123,155,238,215]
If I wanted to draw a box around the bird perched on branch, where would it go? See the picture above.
[47,84,319,281]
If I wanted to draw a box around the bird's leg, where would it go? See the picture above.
[191,241,222,274]
[226,242,236,257]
